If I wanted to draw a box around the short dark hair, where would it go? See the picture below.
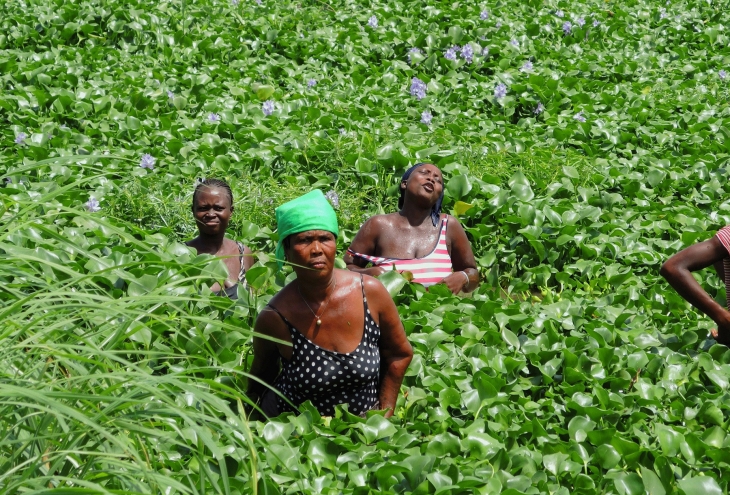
[192,178,233,209]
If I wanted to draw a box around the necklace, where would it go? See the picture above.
[297,276,337,326]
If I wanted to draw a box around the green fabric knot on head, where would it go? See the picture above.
[275,189,339,269]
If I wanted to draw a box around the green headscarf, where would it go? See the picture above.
[275,190,339,269]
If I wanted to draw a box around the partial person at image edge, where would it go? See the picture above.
[185,178,254,299]
[247,190,413,419]
[344,163,479,294]
[660,226,730,346]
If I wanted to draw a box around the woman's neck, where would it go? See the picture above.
[399,202,434,227]
[298,271,337,300]
[193,232,227,254]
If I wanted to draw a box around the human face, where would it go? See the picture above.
[402,163,444,206]
[192,186,233,236]
[285,230,337,277]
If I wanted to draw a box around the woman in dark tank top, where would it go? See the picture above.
[185,178,254,299]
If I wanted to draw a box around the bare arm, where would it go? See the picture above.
[364,276,413,417]
[247,310,285,403]
[442,215,479,294]
[344,218,386,277]
[242,244,255,271]
[660,237,730,345]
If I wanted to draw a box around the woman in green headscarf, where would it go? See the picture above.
[247,190,413,418]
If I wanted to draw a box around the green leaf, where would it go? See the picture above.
[641,467,666,495]
[678,476,722,495]
[377,269,409,297]
[446,175,472,200]
[255,85,276,101]
[361,415,397,444]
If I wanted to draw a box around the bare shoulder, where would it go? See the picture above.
[361,213,399,230]
[445,214,469,236]
[256,287,294,335]
[361,273,392,300]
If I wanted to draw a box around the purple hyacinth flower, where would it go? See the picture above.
[255,0,262,4]
[461,44,474,63]
[574,111,586,122]
[719,70,727,81]
[307,79,317,87]
[367,15,378,28]
[421,111,433,125]
[140,154,155,169]
[444,46,459,61]
[262,100,275,116]
[481,46,490,57]
[231,0,238,5]
[480,11,489,20]
[325,190,340,209]
[562,21,572,34]
[593,20,600,27]
[339,128,347,136]
[85,197,101,212]
[167,90,174,99]
[15,132,27,145]
[494,83,507,99]
[534,102,545,115]
[208,113,220,123]
[576,17,586,27]
[510,39,519,47]
[496,21,502,28]
[410,77,427,100]
[521,61,533,72]
[555,10,564,17]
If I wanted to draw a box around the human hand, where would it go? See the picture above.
[371,266,387,277]
[710,312,730,346]
[441,271,469,295]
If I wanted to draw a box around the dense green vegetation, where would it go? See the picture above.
[2,0,730,493]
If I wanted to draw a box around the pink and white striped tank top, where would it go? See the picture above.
[347,216,453,287]
[715,226,730,307]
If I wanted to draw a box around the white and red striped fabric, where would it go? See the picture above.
[348,216,453,287]
[715,226,730,307]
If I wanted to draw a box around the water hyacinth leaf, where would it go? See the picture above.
[307,437,342,472]
[655,425,681,457]
[613,473,645,495]
[255,85,276,101]
[596,444,622,469]
[677,476,723,495]
[360,415,397,444]
[502,328,520,349]
[377,269,409,297]
[568,416,596,442]
[245,266,270,291]
[640,467,666,495]
[454,201,473,216]
[127,274,158,296]
[446,175,471,199]
[542,452,569,476]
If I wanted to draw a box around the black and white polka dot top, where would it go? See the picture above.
[267,275,380,417]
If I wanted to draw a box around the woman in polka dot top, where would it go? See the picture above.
[247,191,413,418]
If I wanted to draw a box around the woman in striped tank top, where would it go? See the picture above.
[344,163,479,294]
[660,227,730,346]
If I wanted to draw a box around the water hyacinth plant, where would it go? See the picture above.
[139,154,155,169]
[410,77,427,100]
[494,82,507,99]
